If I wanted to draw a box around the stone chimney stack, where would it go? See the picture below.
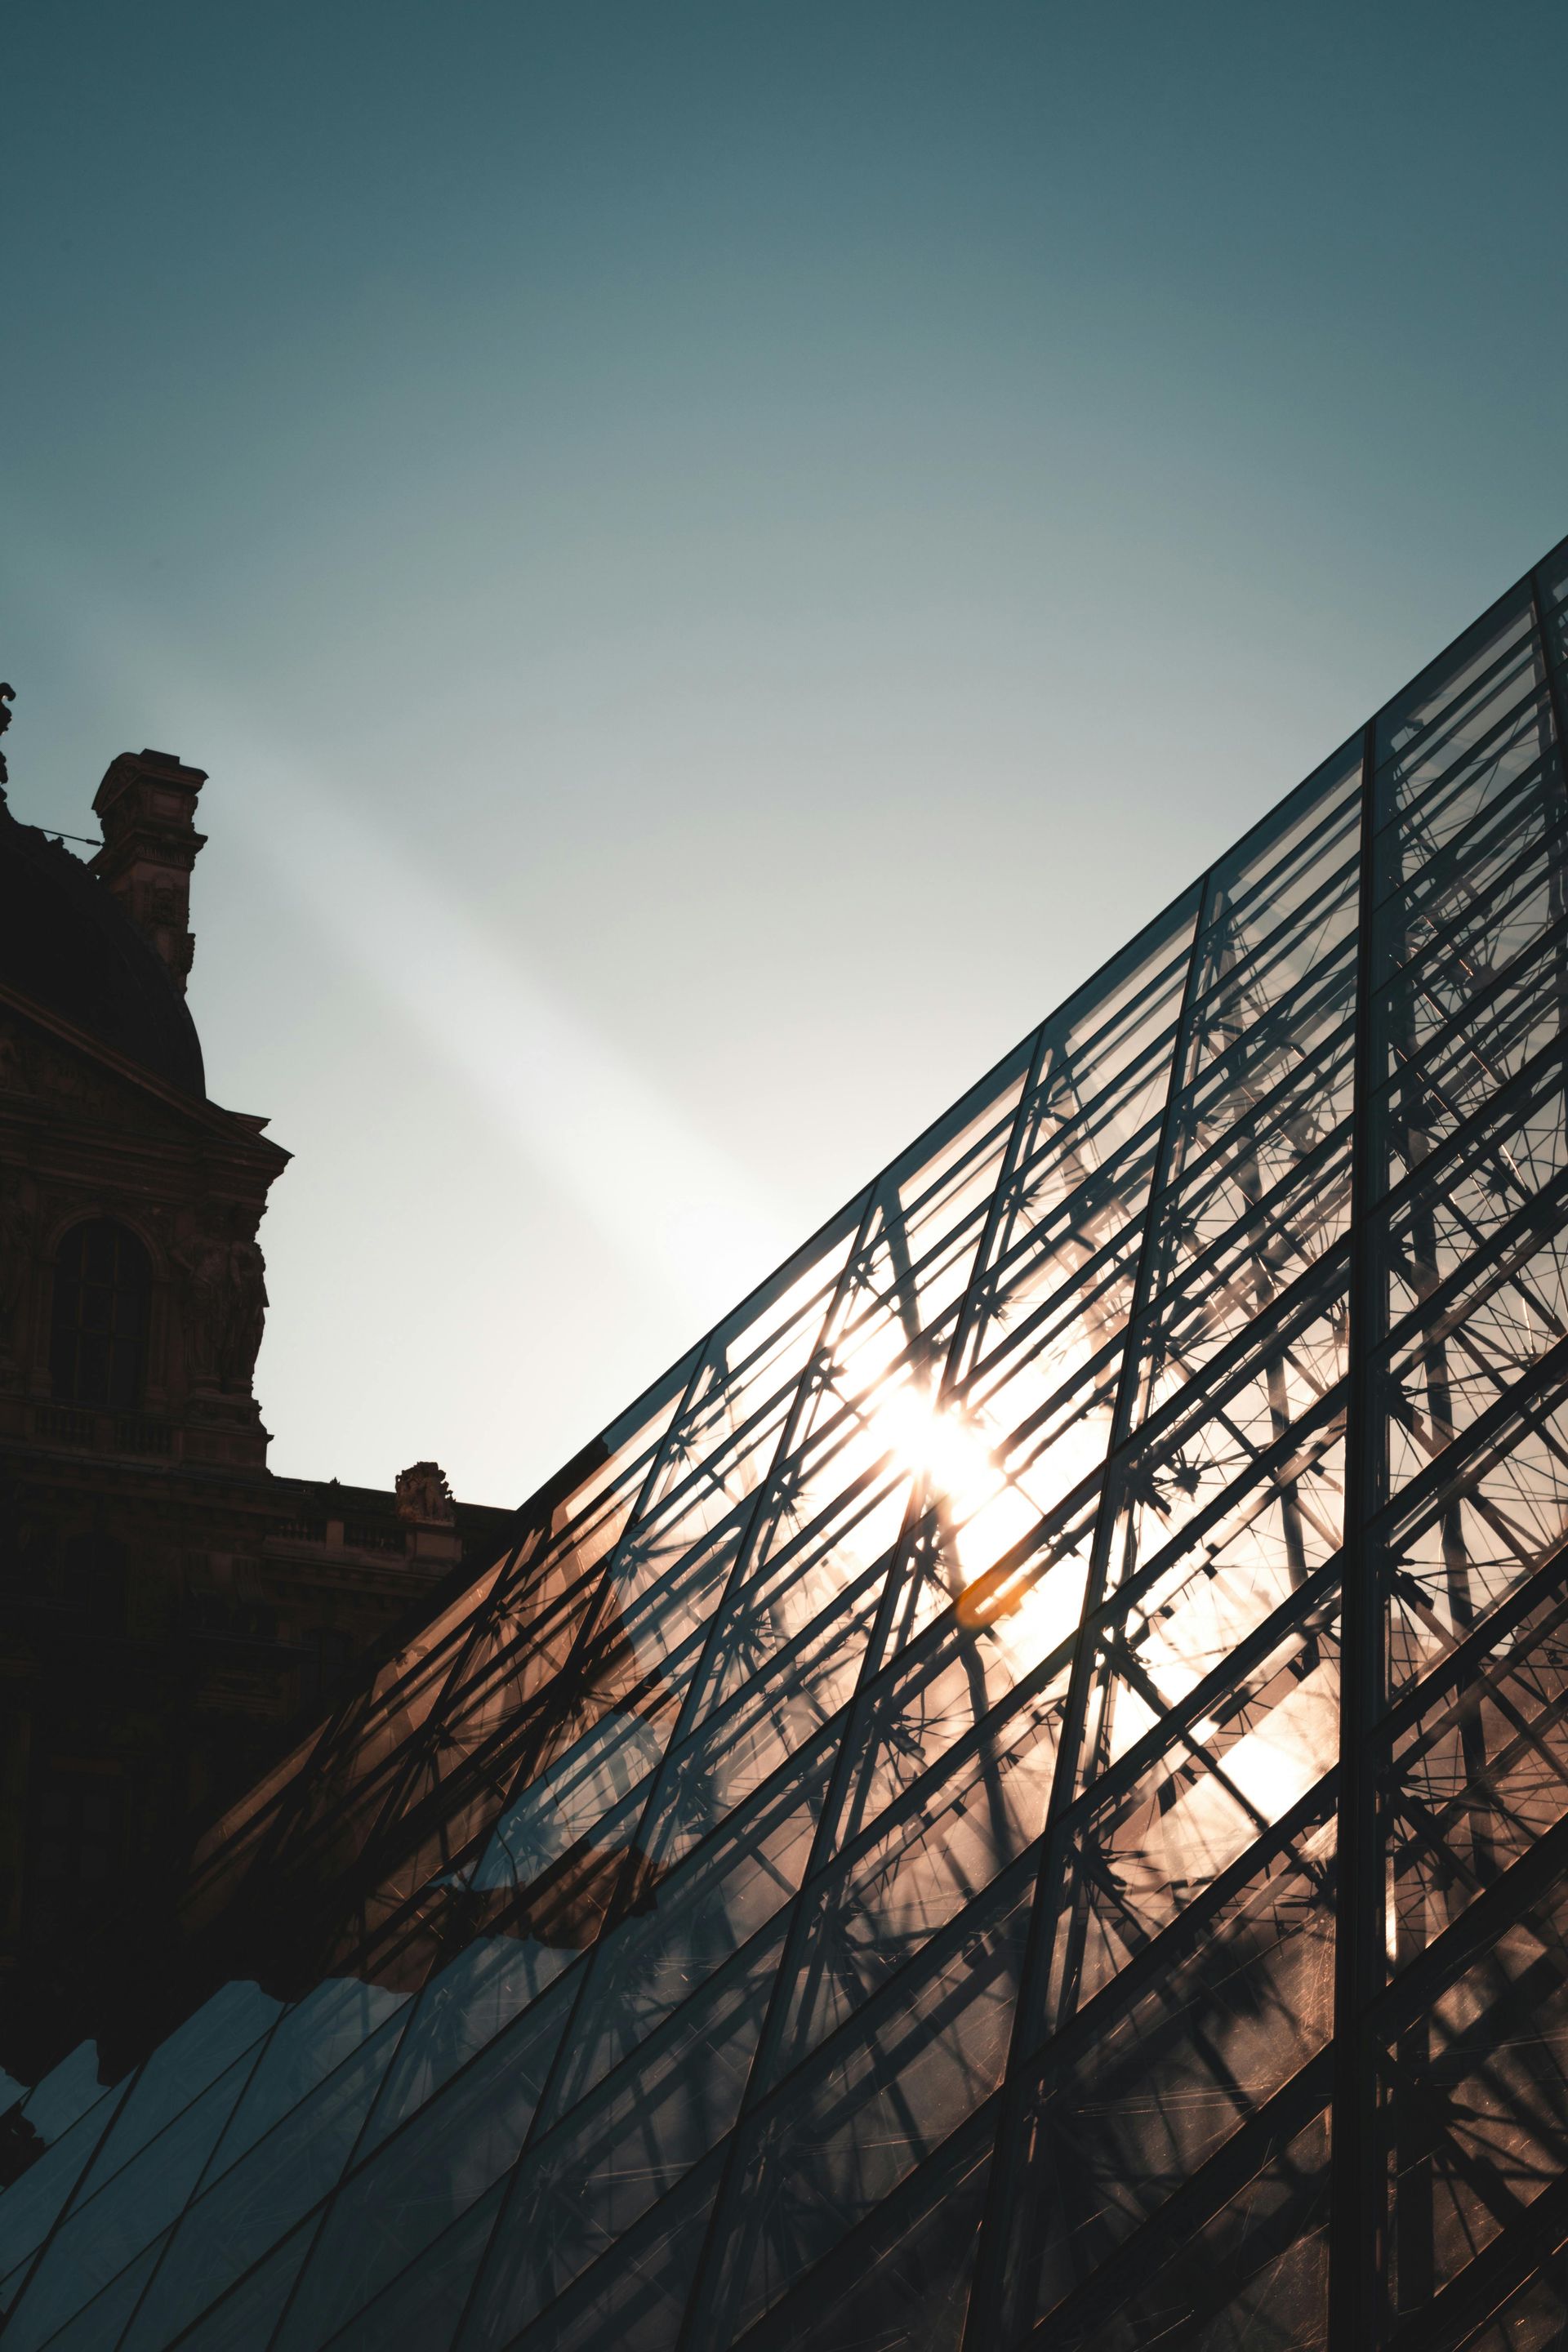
[91,749,208,993]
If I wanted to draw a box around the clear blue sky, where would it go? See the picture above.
[5,2,1566,1506]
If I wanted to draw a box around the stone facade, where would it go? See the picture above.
[0,749,514,2082]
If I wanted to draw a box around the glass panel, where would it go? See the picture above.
[457,1920,784,2345]
[1380,1878,1568,2328]
[1048,2109,1331,2352]
[115,2009,407,2352]
[166,2222,315,2352]
[2,2051,257,2350]
[271,1972,572,2350]
[1000,1805,1334,2334]
[467,2152,722,2352]
[1388,1575,1568,1965]
[19,2228,170,2352]
[1052,1595,1338,2014]
[702,1858,1033,2345]
[1376,590,1536,786]
[309,2178,505,2352]
[770,1660,1067,2078]
[1460,2264,1568,2352]
[1383,1359,1568,1701]
[542,1738,832,2119]
[0,2077,129,2296]
[739,2119,994,2352]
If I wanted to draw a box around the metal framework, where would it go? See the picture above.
[6,542,1568,2350]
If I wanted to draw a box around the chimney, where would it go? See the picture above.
[91,749,208,992]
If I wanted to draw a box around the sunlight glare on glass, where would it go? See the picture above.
[871,1376,1001,1512]
[862,1373,1098,1662]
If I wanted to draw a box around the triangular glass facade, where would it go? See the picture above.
[8,541,1568,2350]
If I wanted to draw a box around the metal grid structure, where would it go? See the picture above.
[6,541,1568,2350]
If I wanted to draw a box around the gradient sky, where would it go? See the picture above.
[6,2,1568,1508]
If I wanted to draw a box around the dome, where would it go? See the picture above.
[0,802,205,1095]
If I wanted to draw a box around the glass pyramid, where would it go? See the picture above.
[8,541,1568,2352]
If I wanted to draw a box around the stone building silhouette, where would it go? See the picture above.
[0,739,513,2082]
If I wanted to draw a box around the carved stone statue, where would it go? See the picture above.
[176,1204,268,1387]
[174,1214,228,1383]
[223,1220,268,1385]
[395,1461,456,1526]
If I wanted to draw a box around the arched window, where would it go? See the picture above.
[50,1220,151,1410]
